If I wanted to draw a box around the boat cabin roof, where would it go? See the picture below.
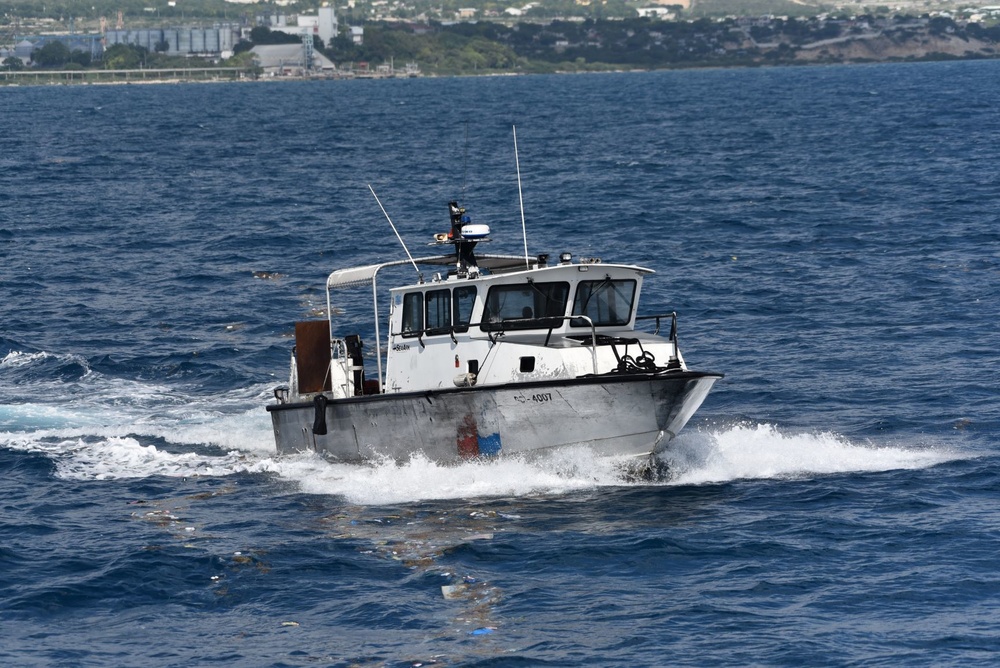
[327,253,654,292]
[327,254,534,290]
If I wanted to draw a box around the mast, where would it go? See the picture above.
[448,201,482,278]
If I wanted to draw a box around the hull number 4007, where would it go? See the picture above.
[515,392,552,404]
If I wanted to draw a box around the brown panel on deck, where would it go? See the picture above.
[295,320,332,393]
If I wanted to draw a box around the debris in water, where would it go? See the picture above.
[441,584,468,599]
[464,533,493,541]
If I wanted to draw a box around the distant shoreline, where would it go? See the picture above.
[3,53,998,88]
[0,66,252,87]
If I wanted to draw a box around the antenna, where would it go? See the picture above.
[462,122,469,202]
[368,184,423,283]
[513,125,529,269]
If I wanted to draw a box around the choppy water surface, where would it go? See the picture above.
[2,61,999,666]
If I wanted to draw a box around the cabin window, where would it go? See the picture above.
[481,281,570,331]
[571,279,637,327]
[425,289,451,335]
[401,292,423,336]
[453,286,477,333]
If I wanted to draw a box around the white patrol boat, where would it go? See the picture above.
[267,200,722,466]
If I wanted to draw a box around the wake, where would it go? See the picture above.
[0,349,962,503]
[1,416,961,504]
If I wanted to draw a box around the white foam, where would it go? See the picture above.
[1,350,53,368]
[3,410,962,497]
[2,413,963,494]
[0,349,95,382]
[11,435,256,480]
[266,426,960,504]
[663,422,958,485]
[0,357,277,478]
[0,350,965,500]
[262,448,626,505]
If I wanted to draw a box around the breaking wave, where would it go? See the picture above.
[1,349,963,504]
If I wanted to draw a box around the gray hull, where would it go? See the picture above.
[267,371,721,463]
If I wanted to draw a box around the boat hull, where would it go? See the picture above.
[266,371,721,463]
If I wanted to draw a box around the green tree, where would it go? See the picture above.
[2,56,25,70]
[69,50,92,67]
[928,16,957,36]
[33,40,72,67]
[249,26,302,45]
[103,43,146,69]
[225,50,263,77]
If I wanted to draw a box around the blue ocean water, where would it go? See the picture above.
[1,61,998,666]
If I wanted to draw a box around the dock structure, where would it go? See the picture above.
[0,67,253,85]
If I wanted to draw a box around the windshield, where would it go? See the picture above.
[481,282,569,331]
[571,279,636,327]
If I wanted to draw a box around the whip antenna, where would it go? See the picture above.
[513,125,529,269]
[368,184,423,283]
[462,122,469,201]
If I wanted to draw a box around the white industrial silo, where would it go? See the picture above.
[219,26,235,52]
[205,29,220,54]
[164,29,180,54]
[318,6,338,45]
[191,28,206,53]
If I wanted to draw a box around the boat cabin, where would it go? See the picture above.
[284,204,685,401]
[383,259,658,393]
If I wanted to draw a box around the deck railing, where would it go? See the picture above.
[635,311,678,342]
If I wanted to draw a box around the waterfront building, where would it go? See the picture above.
[104,26,240,58]
[251,43,337,76]
[266,6,338,46]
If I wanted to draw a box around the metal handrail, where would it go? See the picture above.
[635,311,677,341]
[381,312,678,388]
[481,314,599,374]
[390,314,601,374]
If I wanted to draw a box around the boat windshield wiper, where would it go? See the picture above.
[578,275,613,315]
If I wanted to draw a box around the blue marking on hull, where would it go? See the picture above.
[477,432,502,457]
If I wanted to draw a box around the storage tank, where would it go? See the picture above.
[191,28,206,53]
[219,26,235,52]
[166,29,178,54]
[140,30,157,51]
[204,29,220,53]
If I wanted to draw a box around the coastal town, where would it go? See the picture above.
[3,0,1000,82]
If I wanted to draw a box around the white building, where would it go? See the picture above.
[268,6,339,45]
[251,43,337,76]
[637,7,676,18]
